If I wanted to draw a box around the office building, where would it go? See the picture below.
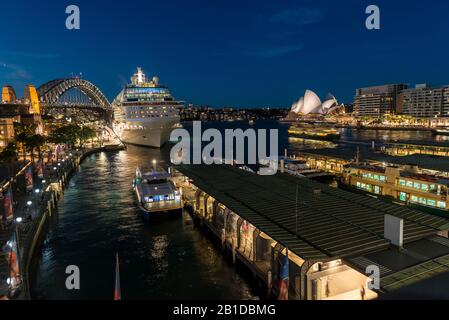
[353,84,408,117]
[399,84,449,118]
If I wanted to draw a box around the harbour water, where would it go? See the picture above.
[30,121,448,299]
[30,146,258,299]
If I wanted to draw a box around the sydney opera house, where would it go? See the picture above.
[287,90,344,120]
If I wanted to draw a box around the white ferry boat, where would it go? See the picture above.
[133,165,183,216]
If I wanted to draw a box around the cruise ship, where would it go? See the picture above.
[112,68,183,147]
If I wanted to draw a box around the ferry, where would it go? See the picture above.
[133,165,183,216]
[339,163,448,216]
[433,128,449,136]
[288,125,341,142]
[281,157,335,182]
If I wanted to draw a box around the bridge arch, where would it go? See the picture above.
[37,78,110,109]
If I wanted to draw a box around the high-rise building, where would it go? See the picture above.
[398,84,449,118]
[353,84,408,117]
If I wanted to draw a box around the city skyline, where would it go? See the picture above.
[1,1,449,107]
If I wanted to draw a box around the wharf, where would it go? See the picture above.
[174,164,449,300]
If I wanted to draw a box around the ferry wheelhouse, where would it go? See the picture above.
[339,163,448,216]
[133,165,183,216]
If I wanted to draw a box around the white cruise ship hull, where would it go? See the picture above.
[115,117,179,148]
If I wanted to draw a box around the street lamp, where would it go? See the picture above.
[26,201,32,206]
[15,217,23,223]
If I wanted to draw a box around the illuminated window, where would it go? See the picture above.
[437,201,446,209]
[427,199,436,207]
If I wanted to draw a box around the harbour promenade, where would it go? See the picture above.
[0,143,124,300]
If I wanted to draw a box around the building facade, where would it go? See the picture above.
[353,84,408,118]
[399,84,449,118]
[0,117,15,148]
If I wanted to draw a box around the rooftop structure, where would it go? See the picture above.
[175,164,449,298]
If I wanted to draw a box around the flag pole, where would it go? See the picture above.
[114,252,121,300]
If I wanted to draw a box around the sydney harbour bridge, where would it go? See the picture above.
[37,77,114,123]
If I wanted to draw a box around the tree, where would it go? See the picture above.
[49,124,80,149]
[14,124,36,162]
[26,134,46,164]
[78,126,96,148]
[0,143,18,181]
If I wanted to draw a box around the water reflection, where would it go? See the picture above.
[30,145,258,300]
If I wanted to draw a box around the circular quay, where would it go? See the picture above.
[1,0,449,317]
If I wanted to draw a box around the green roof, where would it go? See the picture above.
[175,164,449,261]
[381,254,449,292]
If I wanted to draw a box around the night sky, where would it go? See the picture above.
[1,0,449,107]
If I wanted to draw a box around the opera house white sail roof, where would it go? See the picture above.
[290,90,340,115]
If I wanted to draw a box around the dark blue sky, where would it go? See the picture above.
[1,0,449,107]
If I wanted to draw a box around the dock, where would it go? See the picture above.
[174,164,449,300]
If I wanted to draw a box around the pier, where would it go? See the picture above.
[174,164,449,300]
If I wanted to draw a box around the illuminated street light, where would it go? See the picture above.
[35,189,40,194]
[16,217,23,223]
[27,201,32,206]
[42,180,46,184]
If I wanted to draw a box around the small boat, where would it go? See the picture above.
[133,165,183,217]
[433,128,449,136]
